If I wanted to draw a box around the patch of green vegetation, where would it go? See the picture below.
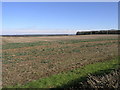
[2,41,51,49]
[28,47,56,56]
[15,52,29,56]
[57,38,118,44]
[2,38,117,49]
[72,49,80,53]
[6,57,119,88]
[2,54,35,64]
[2,52,12,56]
[80,41,117,48]
[2,41,117,64]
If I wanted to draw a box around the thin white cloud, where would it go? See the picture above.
[3,27,116,35]
[3,29,112,35]
[2,0,119,2]
[2,29,78,35]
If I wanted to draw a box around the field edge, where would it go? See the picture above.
[4,57,119,88]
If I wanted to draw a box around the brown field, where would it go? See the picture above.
[2,34,118,43]
[2,35,118,87]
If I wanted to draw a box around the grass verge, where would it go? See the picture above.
[5,57,119,88]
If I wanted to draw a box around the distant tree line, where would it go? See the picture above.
[1,30,119,37]
[76,30,120,35]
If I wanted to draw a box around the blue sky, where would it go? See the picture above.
[2,2,118,35]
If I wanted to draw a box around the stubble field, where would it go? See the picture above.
[2,35,118,87]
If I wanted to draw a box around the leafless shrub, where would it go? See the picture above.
[67,69,120,89]
[84,69,120,88]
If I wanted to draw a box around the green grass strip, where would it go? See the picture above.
[2,41,51,49]
[57,38,118,44]
[6,57,119,88]
[3,38,118,49]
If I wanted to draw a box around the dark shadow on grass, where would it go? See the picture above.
[53,68,118,89]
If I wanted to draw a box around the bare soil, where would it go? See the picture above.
[2,35,118,87]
